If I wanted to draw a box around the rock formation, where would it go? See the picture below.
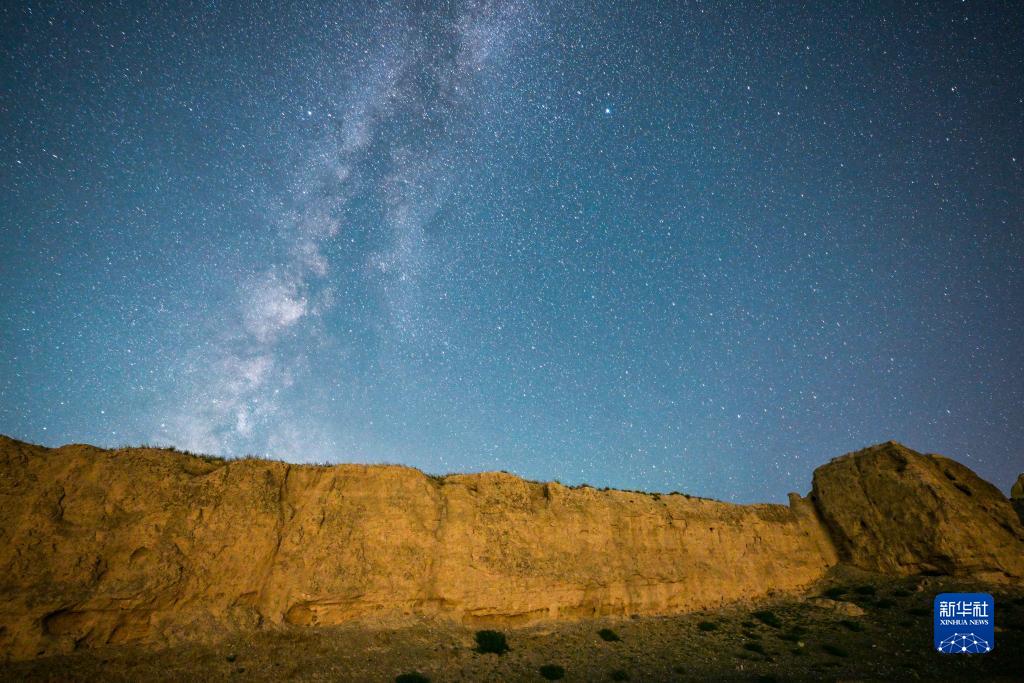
[811,442,1024,582]
[0,435,1021,662]
[1012,473,1024,524]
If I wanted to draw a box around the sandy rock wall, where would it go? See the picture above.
[2,436,1022,662]
[1012,474,1024,524]
[811,442,1024,581]
[0,436,837,660]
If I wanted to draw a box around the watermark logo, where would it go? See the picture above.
[934,593,994,654]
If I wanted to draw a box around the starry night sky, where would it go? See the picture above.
[2,1,1023,502]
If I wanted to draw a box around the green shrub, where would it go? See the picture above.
[744,642,766,655]
[839,619,862,632]
[752,610,782,628]
[598,628,620,642]
[874,598,897,608]
[539,664,565,680]
[853,585,877,596]
[609,670,630,681]
[395,674,430,683]
[822,586,846,599]
[821,643,849,657]
[697,621,718,631]
[906,607,929,617]
[475,630,509,654]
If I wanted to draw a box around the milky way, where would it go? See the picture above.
[2,1,1022,502]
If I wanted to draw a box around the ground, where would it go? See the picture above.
[4,570,1023,682]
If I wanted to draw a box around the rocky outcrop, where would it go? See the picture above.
[0,436,1021,662]
[1012,473,1024,524]
[811,441,1024,581]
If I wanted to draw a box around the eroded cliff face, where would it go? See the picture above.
[811,442,1024,581]
[1012,474,1024,524]
[1,436,1021,662]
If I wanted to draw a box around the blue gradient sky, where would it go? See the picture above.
[2,1,1022,502]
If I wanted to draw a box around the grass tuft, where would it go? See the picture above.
[395,674,430,683]
[474,630,509,655]
[752,610,782,628]
[539,664,565,680]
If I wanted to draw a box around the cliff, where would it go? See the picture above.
[0,436,1021,662]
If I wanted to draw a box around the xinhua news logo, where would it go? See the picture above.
[934,593,994,654]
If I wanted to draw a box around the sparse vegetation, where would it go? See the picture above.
[853,585,876,596]
[609,669,630,681]
[598,628,620,642]
[906,607,929,617]
[874,598,896,608]
[752,610,782,628]
[474,630,509,655]
[539,663,565,680]
[697,621,718,631]
[744,641,767,655]
[839,619,862,632]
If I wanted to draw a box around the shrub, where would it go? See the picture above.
[395,674,430,683]
[610,670,630,681]
[839,619,862,632]
[779,625,807,642]
[697,621,718,631]
[821,643,849,657]
[822,586,846,599]
[598,628,620,642]
[539,664,565,680]
[475,630,509,654]
[906,607,929,617]
[744,642,766,655]
[874,598,897,608]
[752,610,782,628]
[853,585,877,596]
